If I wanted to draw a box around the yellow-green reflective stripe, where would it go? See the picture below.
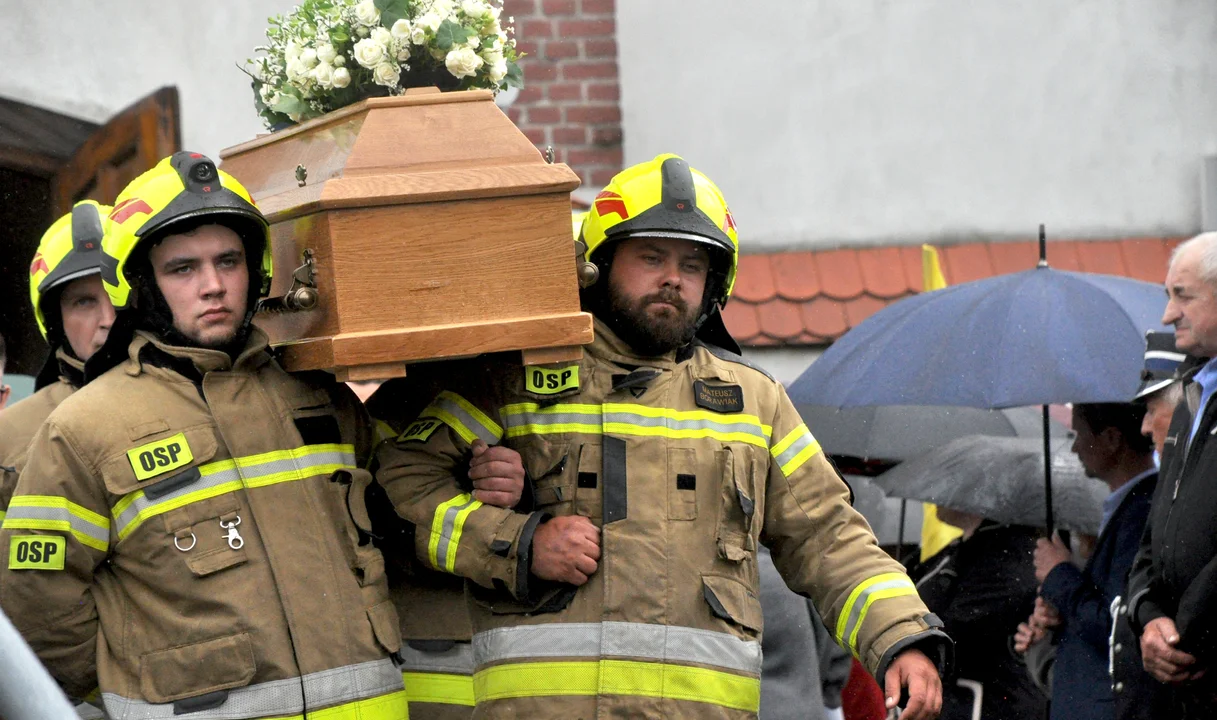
[403,671,476,706]
[422,392,502,446]
[835,572,917,654]
[473,660,760,712]
[502,403,772,448]
[112,444,356,541]
[101,658,406,719]
[3,496,110,551]
[428,493,483,572]
[771,425,821,476]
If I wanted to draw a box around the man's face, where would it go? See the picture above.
[1163,245,1217,356]
[1071,407,1113,480]
[148,224,249,349]
[1142,390,1178,456]
[606,236,710,354]
[59,274,115,361]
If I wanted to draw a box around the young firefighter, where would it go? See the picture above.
[0,153,409,718]
[0,201,116,510]
[376,155,951,719]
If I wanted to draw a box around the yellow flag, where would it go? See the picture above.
[919,246,964,561]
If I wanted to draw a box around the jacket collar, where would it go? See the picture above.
[587,317,680,372]
[126,327,272,377]
[55,346,86,388]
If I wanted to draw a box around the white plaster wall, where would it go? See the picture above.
[618,0,1217,249]
[0,1,295,161]
[744,346,821,387]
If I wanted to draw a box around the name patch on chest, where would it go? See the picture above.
[694,381,745,413]
[127,432,194,481]
[525,366,580,395]
[9,535,66,570]
[398,418,443,443]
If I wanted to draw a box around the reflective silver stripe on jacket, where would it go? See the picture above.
[399,642,476,676]
[472,621,762,675]
[101,657,403,720]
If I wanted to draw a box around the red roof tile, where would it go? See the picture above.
[857,247,910,298]
[816,249,865,300]
[1076,240,1128,276]
[733,254,777,303]
[769,251,821,302]
[726,237,1185,347]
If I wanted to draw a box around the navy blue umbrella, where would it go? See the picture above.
[790,267,1167,409]
[790,232,1169,531]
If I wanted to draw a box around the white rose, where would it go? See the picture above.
[286,58,309,81]
[445,45,484,78]
[353,37,387,68]
[481,48,503,66]
[397,47,412,61]
[316,43,337,65]
[333,54,346,67]
[332,66,352,88]
[410,24,428,44]
[419,12,443,32]
[466,35,480,49]
[488,58,507,83]
[309,62,335,89]
[300,48,319,68]
[357,25,370,37]
[390,19,412,41]
[371,26,393,46]
[285,40,303,63]
[373,61,401,87]
[461,0,488,19]
[354,0,381,27]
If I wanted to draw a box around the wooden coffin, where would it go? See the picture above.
[219,88,593,380]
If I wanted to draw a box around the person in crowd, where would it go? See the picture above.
[1032,402,1158,720]
[1127,232,1217,717]
[376,154,950,719]
[0,153,411,718]
[0,202,116,512]
[907,506,1046,719]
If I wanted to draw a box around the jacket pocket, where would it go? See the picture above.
[139,632,256,704]
[715,446,757,563]
[160,492,248,577]
[469,581,578,617]
[521,438,574,512]
[667,447,698,521]
[702,574,763,636]
[367,599,403,654]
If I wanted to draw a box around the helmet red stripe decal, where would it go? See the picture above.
[110,198,154,224]
[594,190,629,220]
[29,252,49,277]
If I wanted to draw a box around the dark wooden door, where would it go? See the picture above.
[50,86,180,215]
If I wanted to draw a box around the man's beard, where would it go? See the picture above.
[606,284,701,356]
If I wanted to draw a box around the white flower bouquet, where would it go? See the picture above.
[246,0,523,128]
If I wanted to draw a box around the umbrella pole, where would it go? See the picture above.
[1042,404,1055,533]
[898,499,908,563]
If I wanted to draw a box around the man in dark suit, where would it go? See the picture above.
[1032,402,1158,720]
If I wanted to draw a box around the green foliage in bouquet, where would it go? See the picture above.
[245,0,523,128]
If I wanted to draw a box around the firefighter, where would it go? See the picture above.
[0,152,409,718]
[0,201,116,510]
[376,154,951,719]
[365,369,528,720]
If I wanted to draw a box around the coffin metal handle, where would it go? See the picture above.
[257,249,319,313]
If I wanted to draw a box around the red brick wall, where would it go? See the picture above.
[502,0,623,190]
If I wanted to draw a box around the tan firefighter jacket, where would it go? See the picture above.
[368,378,480,720]
[376,319,949,719]
[0,349,81,513]
[0,329,408,719]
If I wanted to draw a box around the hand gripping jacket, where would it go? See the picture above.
[376,320,949,719]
